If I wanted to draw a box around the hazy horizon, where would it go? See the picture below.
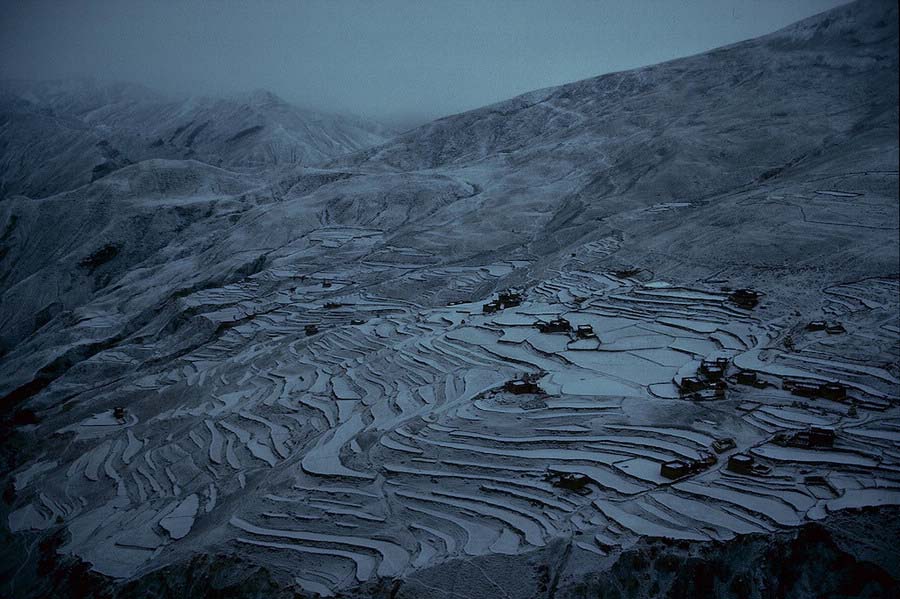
[2,1,899,597]
[2,0,849,129]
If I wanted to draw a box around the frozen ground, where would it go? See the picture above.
[0,81,393,199]
[1,1,898,597]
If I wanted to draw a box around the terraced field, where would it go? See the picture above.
[2,2,898,596]
[8,244,898,595]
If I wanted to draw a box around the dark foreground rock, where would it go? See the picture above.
[3,507,897,599]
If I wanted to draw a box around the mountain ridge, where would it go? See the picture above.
[0,79,395,199]
[0,2,898,597]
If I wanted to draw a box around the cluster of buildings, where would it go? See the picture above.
[679,357,732,400]
[728,288,762,309]
[535,317,573,334]
[726,453,772,476]
[660,451,718,480]
[783,379,848,401]
[503,373,545,395]
[543,470,591,493]
[773,425,836,449]
[806,320,846,335]
[482,289,524,314]
[485,281,855,488]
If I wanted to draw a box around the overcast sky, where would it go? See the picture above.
[1,0,848,128]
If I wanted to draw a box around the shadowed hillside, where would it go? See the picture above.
[1,1,898,598]
[0,80,393,199]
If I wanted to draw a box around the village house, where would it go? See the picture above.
[536,317,572,334]
[575,324,596,339]
[774,426,836,449]
[712,437,736,453]
[504,375,544,395]
[806,320,827,331]
[482,300,501,314]
[544,471,591,492]
[660,451,717,479]
[699,357,729,381]
[735,370,756,385]
[727,453,771,476]
[728,288,762,309]
[826,323,846,335]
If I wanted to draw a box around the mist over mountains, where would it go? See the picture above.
[0,79,393,199]
[1,1,898,598]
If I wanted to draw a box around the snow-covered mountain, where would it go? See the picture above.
[1,1,898,597]
[0,79,393,198]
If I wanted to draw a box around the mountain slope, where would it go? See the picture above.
[0,1,898,597]
[0,80,393,199]
[339,0,896,184]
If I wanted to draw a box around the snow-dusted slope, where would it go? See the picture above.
[340,0,895,185]
[0,80,393,198]
[1,1,897,597]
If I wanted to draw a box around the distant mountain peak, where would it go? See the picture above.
[0,82,395,198]
[243,88,288,108]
